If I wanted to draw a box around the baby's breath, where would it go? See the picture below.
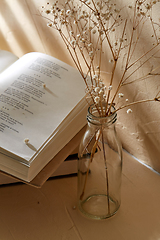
[108,85,112,91]
[118,93,124,98]
[41,0,160,116]
[24,138,29,144]
[127,109,132,114]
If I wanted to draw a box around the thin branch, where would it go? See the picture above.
[127,43,159,71]
[106,19,127,114]
[150,16,159,44]
[106,3,138,115]
[113,97,159,114]
[101,126,110,215]
[122,49,160,84]
[90,0,116,59]
[80,129,101,200]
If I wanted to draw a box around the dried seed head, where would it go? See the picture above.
[127,109,132,114]
[24,138,29,144]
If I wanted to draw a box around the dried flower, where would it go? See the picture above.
[24,138,29,144]
[118,93,124,98]
[70,40,76,47]
[89,51,93,56]
[94,87,100,93]
[94,96,100,104]
[47,22,53,27]
[108,85,112,91]
[45,9,51,14]
[127,109,132,114]
[41,0,160,117]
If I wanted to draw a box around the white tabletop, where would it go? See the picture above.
[0,151,160,240]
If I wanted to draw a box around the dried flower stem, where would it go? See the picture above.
[40,0,160,218]
[80,129,101,200]
[113,97,160,114]
[106,19,128,115]
[123,49,160,84]
[127,43,159,71]
[101,126,110,215]
[41,0,160,118]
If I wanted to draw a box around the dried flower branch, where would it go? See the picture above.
[40,0,160,117]
[40,0,160,215]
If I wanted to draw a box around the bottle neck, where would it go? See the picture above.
[87,104,117,127]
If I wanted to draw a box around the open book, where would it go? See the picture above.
[0,153,78,185]
[0,50,87,182]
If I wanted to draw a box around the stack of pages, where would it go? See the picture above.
[0,50,87,182]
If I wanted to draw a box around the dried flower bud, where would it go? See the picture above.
[71,40,76,47]
[47,22,53,27]
[118,93,124,98]
[103,94,106,100]
[108,85,112,90]
[94,96,100,103]
[88,43,93,47]
[24,138,29,144]
[81,38,85,43]
[89,51,93,56]
[45,9,51,14]
[127,109,132,114]
[93,75,98,80]
[66,9,70,15]
[109,59,113,63]
[94,87,100,93]
[99,89,104,95]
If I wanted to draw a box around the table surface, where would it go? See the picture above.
[0,151,160,240]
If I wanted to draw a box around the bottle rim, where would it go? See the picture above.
[87,103,117,126]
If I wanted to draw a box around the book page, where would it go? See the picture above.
[0,50,19,73]
[0,52,85,163]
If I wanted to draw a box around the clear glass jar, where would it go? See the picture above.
[78,104,122,220]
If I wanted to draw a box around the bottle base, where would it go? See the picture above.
[78,194,120,220]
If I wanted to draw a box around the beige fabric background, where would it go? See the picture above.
[0,0,160,172]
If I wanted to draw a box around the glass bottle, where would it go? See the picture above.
[78,104,122,220]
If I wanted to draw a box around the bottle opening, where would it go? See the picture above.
[87,103,117,126]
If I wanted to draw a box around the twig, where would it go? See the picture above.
[112,97,159,114]
[80,129,101,200]
[101,126,110,215]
